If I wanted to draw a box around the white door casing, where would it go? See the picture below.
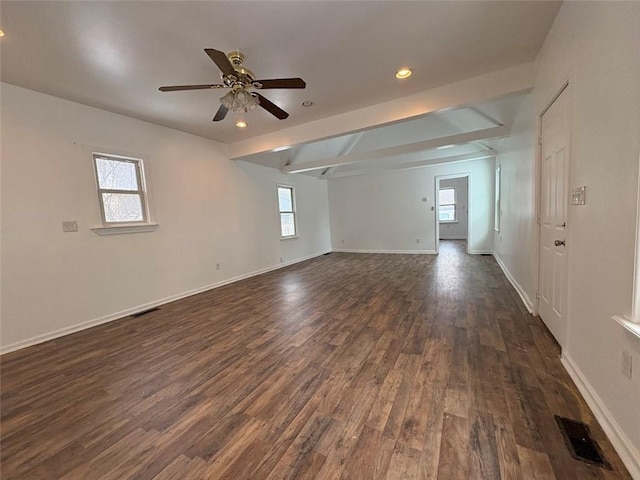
[538,87,570,347]
[434,173,471,254]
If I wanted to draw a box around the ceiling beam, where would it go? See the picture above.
[323,150,495,179]
[320,132,364,178]
[229,63,532,159]
[283,125,509,174]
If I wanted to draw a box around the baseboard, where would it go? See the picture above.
[0,249,331,355]
[468,249,494,255]
[439,236,467,240]
[332,248,437,255]
[493,253,534,313]
[561,354,640,479]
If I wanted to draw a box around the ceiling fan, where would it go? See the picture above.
[159,49,306,122]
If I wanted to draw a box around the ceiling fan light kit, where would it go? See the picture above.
[159,49,306,123]
[220,88,259,114]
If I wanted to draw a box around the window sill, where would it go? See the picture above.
[612,315,640,340]
[281,235,299,241]
[92,223,158,236]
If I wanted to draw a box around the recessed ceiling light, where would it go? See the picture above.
[395,68,412,79]
[302,100,313,107]
[273,146,290,152]
[0,30,5,38]
[436,144,456,150]
[235,120,248,128]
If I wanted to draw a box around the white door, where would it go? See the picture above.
[538,88,570,347]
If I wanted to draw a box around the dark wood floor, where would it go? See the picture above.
[1,241,631,479]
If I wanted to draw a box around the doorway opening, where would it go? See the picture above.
[435,173,470,254]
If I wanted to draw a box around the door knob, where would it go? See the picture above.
[554,240,566,247]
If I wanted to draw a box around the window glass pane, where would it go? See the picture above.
[439,205,455,222]
[280,213,296,236]
[95,157,139,191]
[439,188,455,205]
[278,187,293,212]
[102,193,144,222]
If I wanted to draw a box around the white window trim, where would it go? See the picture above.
[438,186,457,223]
[91,223,159,235]
[613,151,640,339]
[92,152,156,235]
[277,185,298,239]
[612,315,640,338]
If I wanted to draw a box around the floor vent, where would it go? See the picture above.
[131,307,160,318]
[323,252,332,256]
[555,416,611,469]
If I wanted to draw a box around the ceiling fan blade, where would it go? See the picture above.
[254,93,289,120]
[159,84,225,92]
[213,104,229,122]
[205,48,236,77]
[254,78,306,89]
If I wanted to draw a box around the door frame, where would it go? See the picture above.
[535,81,572,344]
[435,172,471,254]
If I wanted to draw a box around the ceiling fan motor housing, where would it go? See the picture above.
[222,51,262,88]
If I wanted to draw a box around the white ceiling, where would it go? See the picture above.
[0,1,561,143]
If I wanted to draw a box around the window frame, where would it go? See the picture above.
[621,151,640,331]
[92,152,150,226]
[438,186,457,223]
[611,154,640,337]
[277,185,298,239]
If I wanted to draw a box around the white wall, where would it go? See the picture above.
[493,93,537,309]
[495,2,640,475]
[439,176,468,240]
[328,157,495,254]
[0,83,331,352]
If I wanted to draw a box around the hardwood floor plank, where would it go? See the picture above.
[264,412,330,480]
[436,413,470,479]
[468,411,501,480]
[494,416,524,480]
[340,424,395,480]
[386,441,421,479]
[0,241,631,479]
[517,445,557,480]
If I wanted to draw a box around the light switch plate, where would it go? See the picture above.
[571,186,586,205]
[62,221,78,232]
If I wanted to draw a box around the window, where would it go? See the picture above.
[438,187,456,222]
[278,186,297,237]
[613,152,640,337]
[495,165,501,232]
[93,153,149,225]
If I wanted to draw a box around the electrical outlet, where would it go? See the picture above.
[622,351,633,380]
[416,239,420,244]
[62,221,78,232]
[280,257,283,263]
[216,263,220,270]
[341,239,345,244]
